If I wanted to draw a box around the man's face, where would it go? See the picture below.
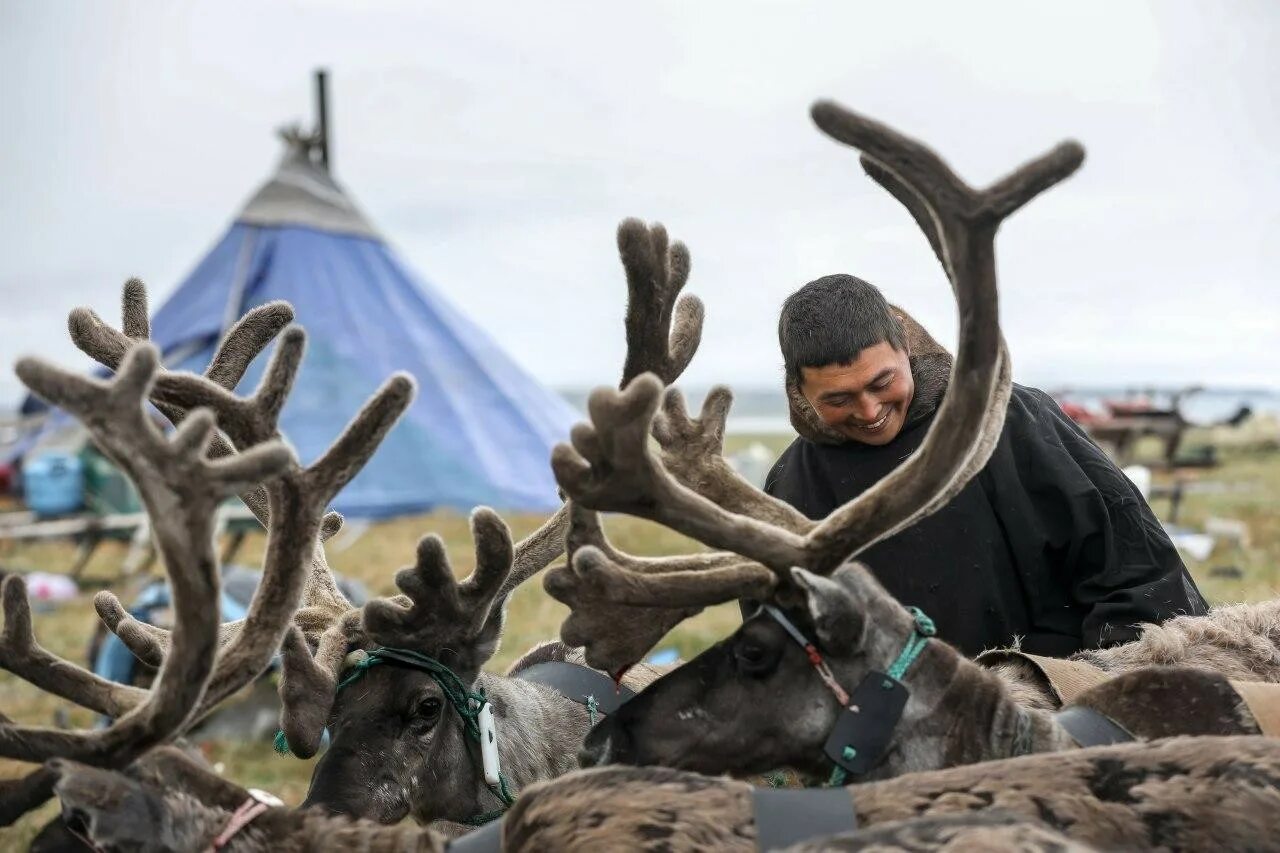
[799,341,914,445]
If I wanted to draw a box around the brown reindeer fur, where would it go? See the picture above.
[507,736,1280,852]
[987,599,1280,710]
[782,811,1096,852]
[1072,666,1262,739]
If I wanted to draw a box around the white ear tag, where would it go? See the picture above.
[478,702,501,787]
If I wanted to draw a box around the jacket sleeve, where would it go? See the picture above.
[1017,390,1208,648]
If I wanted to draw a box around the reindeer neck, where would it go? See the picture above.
[841,640,1074,781]
[476,671,594,792]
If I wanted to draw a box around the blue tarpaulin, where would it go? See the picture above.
[18,138,578,516]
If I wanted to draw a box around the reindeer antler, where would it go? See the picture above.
[547,103,1084,666]
[545,502,774,673]
[363,509,515,652]
[0,346,293,767]
[62,280,413,723]
[276,218,709,756]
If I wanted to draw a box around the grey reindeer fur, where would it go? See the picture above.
[46,736,1280,852]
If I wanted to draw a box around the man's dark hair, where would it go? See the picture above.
[779,274,906,382]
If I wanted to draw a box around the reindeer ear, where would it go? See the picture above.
[50,760,180,852]
[791,567,865,651]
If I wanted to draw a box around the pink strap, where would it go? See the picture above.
[208,796,271,851]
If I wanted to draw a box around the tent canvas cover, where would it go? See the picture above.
[20,132,578,517]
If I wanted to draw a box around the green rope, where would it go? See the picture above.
[273,729,291,755]
[828,608,935,787]
[586,695,599,727]
[886,607,936,681]
[274,647,518,823]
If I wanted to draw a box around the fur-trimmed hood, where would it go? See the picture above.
[785,305,953,445]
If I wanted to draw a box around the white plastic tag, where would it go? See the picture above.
[478,702,501,787]
[247,788,285,808]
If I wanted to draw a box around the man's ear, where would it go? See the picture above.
[50,759,179,852]
[791,567,865,651]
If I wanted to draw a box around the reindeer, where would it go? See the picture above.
[62,219,718,827]
[543,101,1280,786]
[502,735,1280,852]
[0,287,411,837]
[28,734,1280,851]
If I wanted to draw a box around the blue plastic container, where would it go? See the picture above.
[24,452,85,517]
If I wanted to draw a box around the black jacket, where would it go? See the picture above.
[767,311,1207,657]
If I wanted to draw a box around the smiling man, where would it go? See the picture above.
[765,274,1207,657]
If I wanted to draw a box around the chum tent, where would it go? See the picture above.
[19,127,578,517]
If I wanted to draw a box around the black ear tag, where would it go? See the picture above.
[822,671,909,777]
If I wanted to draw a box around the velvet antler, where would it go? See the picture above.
[67,280,413,729]
[545,502,774,673]
[0,346,293,767]
[547,104,1084,662]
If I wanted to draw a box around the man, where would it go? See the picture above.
[765,274,1207,657]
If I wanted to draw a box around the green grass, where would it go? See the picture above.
[1,424,1277,845]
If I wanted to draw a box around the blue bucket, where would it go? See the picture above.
[25,452,85,517]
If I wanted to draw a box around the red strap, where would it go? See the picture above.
[208,796,271,851]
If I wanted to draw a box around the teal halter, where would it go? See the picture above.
[762,604,936,787]
[274,646,517,826]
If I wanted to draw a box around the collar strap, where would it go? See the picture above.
[1054,705,1135,748]
[886,607,936,680]
[751,786,857,851]
[762,602,936,785]
[763,605,851,706]
[208,789,281,851]
[516,660,636,716]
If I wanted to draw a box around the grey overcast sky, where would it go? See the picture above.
[2,1,1277,406]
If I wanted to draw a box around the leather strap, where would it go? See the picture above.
[1229,680,1280,736]
[752,787,857,851]
[822,672,909,777]
[517,660,636,715]
[1055,705,1134,747]
[976,650,1110,706]
[445,817,504,853]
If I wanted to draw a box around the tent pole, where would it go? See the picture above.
[315,68,331,172]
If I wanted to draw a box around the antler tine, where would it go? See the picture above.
[546,503,776,672]
[362,509,516,652]
[1,575,146,718]
[0,345,294,766]
[654,385,814,532]
[552,374,809,574]
[0,765,58,827]
[801,101,1083,572]
[617,218,705,387]
[498,218,708,599]
[846,155,1015,534]
[70,284,412,733]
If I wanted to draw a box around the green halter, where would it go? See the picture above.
[274,646,517,826]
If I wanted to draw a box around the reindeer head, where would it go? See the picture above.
[285,218,707,825]
[580,563,962,778]
[299,510,523,825]
[548,102,1084,780]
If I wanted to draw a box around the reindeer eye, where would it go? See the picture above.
[734,639,777,676]
[408,698,443,731]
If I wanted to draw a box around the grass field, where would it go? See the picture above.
[1,423,1277,845]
